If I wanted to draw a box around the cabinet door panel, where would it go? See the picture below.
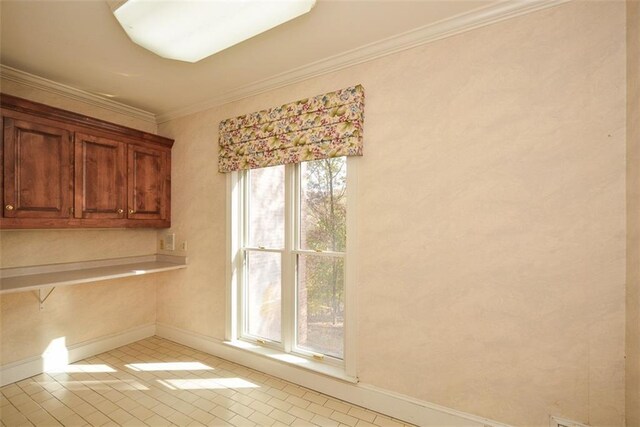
[128,145,167,220]
[3,118,72,218]
[75,133,126,219]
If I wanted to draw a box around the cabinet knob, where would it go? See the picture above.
[129,209,135,214]
[5,204,14,211]
[117,208,124,214]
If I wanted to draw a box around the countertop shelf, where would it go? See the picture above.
[0,254,187,295]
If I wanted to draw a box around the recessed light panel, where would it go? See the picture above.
[114,0,316,63]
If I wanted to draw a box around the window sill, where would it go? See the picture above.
[223,339,358,384]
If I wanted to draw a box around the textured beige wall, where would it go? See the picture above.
[156,110,226,337]
[158,2,627,425]
[1,275,157,364]
[626,0,640,425]
[0,81,160,366]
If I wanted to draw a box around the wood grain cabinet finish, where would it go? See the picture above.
[128,144,168,221]
[74,133,126,220]
[3,118,73,219]
[1,94,173,229]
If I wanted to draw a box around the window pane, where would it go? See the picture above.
[249,165,284,248]
[300,158,346,252]
[297,254,344,359]
[246,251,281,342]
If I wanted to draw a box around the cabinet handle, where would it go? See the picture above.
[117,208,124,214]
[129,209,135,214]
[5,204,14,211]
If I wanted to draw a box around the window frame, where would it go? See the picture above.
[226,157,357,378]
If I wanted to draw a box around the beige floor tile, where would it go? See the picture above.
[288,406,314,422]
[166,410,195,426]
[269,408,295,425]
[1,385,23,398]
[144,414,172,426]
[330,410,359,427]
[83,410,113,427]
[150,403,175,418]
[192,398,217,413]
[372,415,404,427]
[302,392,327,407]
[248,399,273,416]
[24,408,53,424]
[266,388,289,401]
[324,399,351,415]
[0,338,414,427]
[187,407,217,425]
[247,390,272,404]
[49,405,77,422]
[2,411,34,426]
[69,402,95,418]
[59,413,89,426]
[120,416,146,426]
[248,410,276,426]
[347,407,376,423]
[106,407,134,424]
[307,402,333,418]
[285,395,310,409]
[210,405,237,422]
[16,398,42,416]
[228,402,254,419]
[311,414,340,427]
[228,414,255,427]
[282,386,305,398]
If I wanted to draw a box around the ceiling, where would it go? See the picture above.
[0,0,503,119]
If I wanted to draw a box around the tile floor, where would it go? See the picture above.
[0,337,414,427]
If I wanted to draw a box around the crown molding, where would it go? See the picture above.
[156,0,571,123]
[1,0,571,125]
[0,64,157,124]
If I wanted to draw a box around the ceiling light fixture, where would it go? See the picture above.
[113,0,316,63]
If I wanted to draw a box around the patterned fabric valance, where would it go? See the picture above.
[218,85,364,172]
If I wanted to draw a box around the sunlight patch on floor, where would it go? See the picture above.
[158,377,260,390]
[125,361,214,371]
[42,337,69,373]
[44,379,148,391]
[45,364,117,373]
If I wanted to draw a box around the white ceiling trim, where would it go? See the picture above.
[1,0,570,126]
[0,65,157,124]
[156,0,571,123]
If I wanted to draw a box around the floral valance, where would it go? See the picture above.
[218,85,364,172]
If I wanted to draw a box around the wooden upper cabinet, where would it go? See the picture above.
[128,144,168,221]
[1,94,173,229]
[3,118,73,219]
[74,133,126,220]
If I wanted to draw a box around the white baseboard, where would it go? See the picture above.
[0,323,156,386]
[156,323,509,427]
[1,322,511,426]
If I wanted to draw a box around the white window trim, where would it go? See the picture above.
[225,157,358,381]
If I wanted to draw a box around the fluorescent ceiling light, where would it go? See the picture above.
[113,0,316,63]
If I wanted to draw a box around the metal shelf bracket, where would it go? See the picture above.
[37,287,56,310]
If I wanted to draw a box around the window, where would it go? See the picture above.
[227,156,355,374]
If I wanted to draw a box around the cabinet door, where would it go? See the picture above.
[3,118,72,219]
[127,144,167,220]
[74,133,126,219]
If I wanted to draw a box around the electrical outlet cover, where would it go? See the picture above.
[165,233,175,251]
